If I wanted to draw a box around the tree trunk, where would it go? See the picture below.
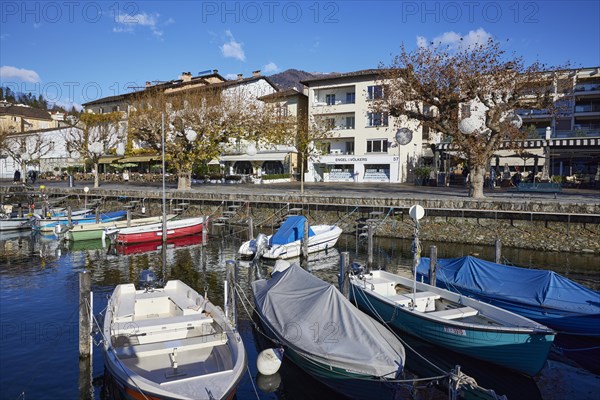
[177,171,192,190]
[470,164,486,198]
[93,162,100,188]
[21,161,27,183]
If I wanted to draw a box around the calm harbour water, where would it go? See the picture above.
[0,228,598,400]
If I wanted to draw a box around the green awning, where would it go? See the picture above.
[118,155,158,163]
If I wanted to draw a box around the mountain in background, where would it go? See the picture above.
[268,69,331,91]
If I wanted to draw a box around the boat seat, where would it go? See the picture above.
[113,332,228,358]
[167,290,207,316]
[428,306,478,320]
[113,285,137,323]
[389,291,441,312]
[112,314,215,337]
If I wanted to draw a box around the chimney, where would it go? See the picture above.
[213,69,219,74]
[252,70,261,77]
[145,81,152,87]
[237,73,243,80]
[180,72,192,82]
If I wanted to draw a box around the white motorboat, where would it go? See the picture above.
[238,215,342,260]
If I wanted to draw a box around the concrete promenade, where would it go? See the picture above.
[2,178,599,214]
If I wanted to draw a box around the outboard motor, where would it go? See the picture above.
[350,262,364,276]
[251,233,269,258]
[138,270,161,290]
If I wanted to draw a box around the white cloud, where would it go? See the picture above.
[263,62,279,74]
[417,28,493,50]
[220,30,246,61]
[225,73,239,80]
[0,66,41,83]
[113,11,167,40]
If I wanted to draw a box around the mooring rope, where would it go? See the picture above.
[233,282,451,386]
[86,298,151,400]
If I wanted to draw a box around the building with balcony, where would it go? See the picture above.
[82,70,280,173]
[301,70,422,183]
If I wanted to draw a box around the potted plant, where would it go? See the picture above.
[414,167,432,186]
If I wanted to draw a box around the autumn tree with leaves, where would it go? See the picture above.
[64,112,123,188]
[373,38,568,198]
[128,87,292,190]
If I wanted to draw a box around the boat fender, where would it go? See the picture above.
[256,348,284,375]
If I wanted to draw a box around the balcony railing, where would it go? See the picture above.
[574,83,600,92]
[314,99,356,106]
[574,104,600,113]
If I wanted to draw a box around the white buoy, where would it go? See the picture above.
[256,348,283,375]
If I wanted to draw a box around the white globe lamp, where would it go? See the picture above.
[246,143,257,156]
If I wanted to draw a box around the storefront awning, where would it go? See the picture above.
[220,152,288,162]
[118,155,158,163]
[98,156,122,164]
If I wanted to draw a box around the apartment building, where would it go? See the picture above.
[82,70,280,172]
[301,70,422,183]
[0,102,59,133]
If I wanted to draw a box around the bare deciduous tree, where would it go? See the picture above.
[1,128,52,183]
[373,39,568,198]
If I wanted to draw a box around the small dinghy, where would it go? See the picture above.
[103,271,247,400]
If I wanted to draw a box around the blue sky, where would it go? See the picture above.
[1,1,599,109]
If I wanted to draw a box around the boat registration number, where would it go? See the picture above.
[444,326,466,336]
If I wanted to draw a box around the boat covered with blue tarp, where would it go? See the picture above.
[269,215,314,245]
[416,256,600,337]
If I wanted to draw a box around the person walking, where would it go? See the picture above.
[13,170,21,184]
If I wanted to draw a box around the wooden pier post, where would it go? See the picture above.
[67,206,72,226]
[248,217,254,240]
[339,251,350,298]
[126,210,131,227]
[301,219,309,269]
[495,239,502,264]
[367,223,374,269]
[429,245,437,286]
[224,260,237,328]
[202,217,208,243]
[79,271,92,358]
[78,271,93,400]
[95,209,99,223]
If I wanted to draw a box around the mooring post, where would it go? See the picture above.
[79,271,92,358]
[225,260,237,328]
[339,251,350,297]
[248,217,254,240]
[301,218,309,269]
[367,223,374,269]
[67,206,72,226]
[126,210,131,227]
[202,217,208,243]
[429,245,437,286]
[95,208,99,224]
[495,239,502,264]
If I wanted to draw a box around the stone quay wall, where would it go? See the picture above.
[19,185,598,255]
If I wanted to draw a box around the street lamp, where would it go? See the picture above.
[541,126,552,181]
[395,128,412,183]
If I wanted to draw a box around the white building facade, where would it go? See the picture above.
[302,70,423,183]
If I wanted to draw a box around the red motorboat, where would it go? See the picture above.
[116,234,203,255]
[111,217,206,244]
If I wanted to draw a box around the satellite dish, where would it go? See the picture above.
[409,205,425,221]
[395,128,413,145]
